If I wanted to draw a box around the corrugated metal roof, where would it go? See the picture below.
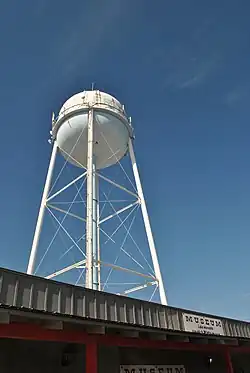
[0,267,249,340]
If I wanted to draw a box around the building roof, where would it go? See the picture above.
[0,267,249,346]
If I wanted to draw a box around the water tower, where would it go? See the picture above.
[27,90,167,305]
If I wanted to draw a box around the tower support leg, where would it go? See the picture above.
[92,159,99,290]
[86,109,94,289]
[96,173,101,291]
[27,141,58,275]
[128,138,168,305]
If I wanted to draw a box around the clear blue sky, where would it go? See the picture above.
[1,0,250,320]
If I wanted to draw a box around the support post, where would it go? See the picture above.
[27,141,58,275]
[96,174,101,291]
[128,138,168,305]
[225,349,234,373]
[86,108,94,289]
[86,343,98,373]
[92,158,99,290]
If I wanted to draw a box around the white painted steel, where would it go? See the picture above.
[128,138,168,305]
[46,259,86,279]
[85,109,94,289]
[96,175,101,291]
[97,173,138,198]
[46,204,86,222]
[28,90,167,305]
[99,201,138,225]
[47,172,86,202]
[54,90,132,169]
[92,159,98,290]
[27,141,58,275]
[118,281,158,296]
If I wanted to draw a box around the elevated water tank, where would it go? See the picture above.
[52,90,133,169]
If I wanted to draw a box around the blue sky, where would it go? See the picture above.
[1,0,250,320]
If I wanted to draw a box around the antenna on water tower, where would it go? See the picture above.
[26,90,167,305]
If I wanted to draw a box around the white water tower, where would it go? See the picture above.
[27,90,167,305]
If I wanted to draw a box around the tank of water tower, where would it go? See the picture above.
[52,90,133,169]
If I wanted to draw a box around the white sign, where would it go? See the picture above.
[182,312,224,336]
[120,366,185,373]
